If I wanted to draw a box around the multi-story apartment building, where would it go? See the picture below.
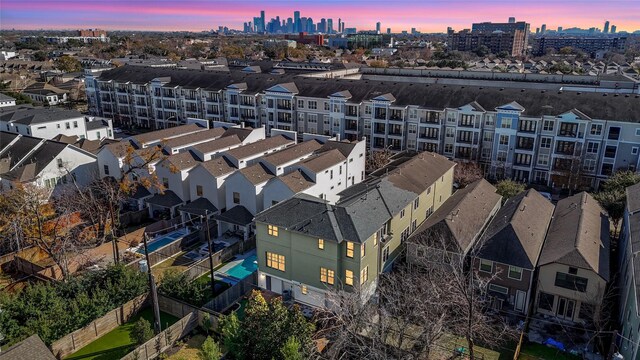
[253,152,455,308]
[447,29,528,56]
[532,36,627,57]
[89,66,640,189]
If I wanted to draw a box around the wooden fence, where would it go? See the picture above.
[50,294,148,359]
[203,271,258,313]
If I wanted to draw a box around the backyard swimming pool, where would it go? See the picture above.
[137,228,189,254]
[222,254,258,280]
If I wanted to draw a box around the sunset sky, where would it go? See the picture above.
[2,0,639,33]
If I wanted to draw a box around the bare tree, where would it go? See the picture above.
[454,161,484,188]
[366,147,393,173]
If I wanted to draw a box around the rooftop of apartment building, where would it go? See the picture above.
[476,189,555,269]
[191,134,243,156]
[408,179,502,254]
[275,169,316,192]
[261,139,323,166]
[539,192,610,281]
[131,123,206,146]
[197,156,237,177]
[163,127,226,149]
[97,65,640,121]
[224,135,294,160]
[0,105,84,125]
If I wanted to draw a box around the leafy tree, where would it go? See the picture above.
[495,179,525,202]
[33,50,48,61]
[280,336,303,360]
[220,291,315,360]
[131,318,154,345]
[474,45,490,57]
[594,170,640,235]
[158,269,208,306]
[55,55,82,72]
[199,336,222,360]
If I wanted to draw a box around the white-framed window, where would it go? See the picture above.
[508,266,523,280]
[297,99,304,109]
[583,159,596,172]
[196,185,203,197]
[537,154,549,166]
[233,191,240,204]
[360,266,369,285]
[479,259,493,273]
[636,128,640,137]
[361,243,366,258]
[590,124,603,136]
[500,119,512,129]
[320,267,335,285]
[499,135,509,145]
[497,151,507,162]
[345,270,354,286]
[543,120,554,132]
[632,147,639,155]
[308,101,317,110]
[267,224,279,236]
[489,284,509,294]
[400,209,405,218]
[346,242,354,258]
[586,142,599,154]
[266,252,285,271]
[540,137,552,148]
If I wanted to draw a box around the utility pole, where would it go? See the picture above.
[203,211,216,297]
[143,233,162,334]
[109,201,120,264]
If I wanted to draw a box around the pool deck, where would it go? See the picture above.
[203,250,256,285]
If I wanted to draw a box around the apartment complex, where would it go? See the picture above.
[88,66,640,189]
[447,20,530,56]
[254,152,455,308]
[532,36,627,57]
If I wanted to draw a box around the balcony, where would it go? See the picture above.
[374,111,387,120]
[457,121,474,128]
[346,111,358,117]
[389,111,403,121]
[457,137,473,144]
[373,126,386,135]
[277,115,292,123]
[240,100,254,106]
[420,132,438,140]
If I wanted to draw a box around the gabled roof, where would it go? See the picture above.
[196,156,237,177]
[560,108,592,120]
[160,151,199,172]
[237,162,275,185]
[477,189,554,269]
[0,93,16,102]
[0,133,44,172]
[146,190,184,208]
[317,140,360,158]
[132,124,205,146]
[275,169,315,193]
[330,90,352,99]
[103,140,133,158]
[2,140,69,182]
[221,127,255,141]
[191,134,242,157]
[298,149,346,173]
[224,135,293,160]
[86,119,110,131]
[466,101,486,112]
[0,107,83,125]
[409,179,502,254]
[372,93,396,102]
[227,82,248,90]
[266,82,299,94]
[0,334,56,360]
[215,205,254,226]
[368,152,455,195]
[261,140,322,167]
[179,197,218,216]
[496,101,525,112]
[539,192,610,281]
[163,127,225,149]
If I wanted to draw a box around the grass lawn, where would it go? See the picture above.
[518,343,582,360]
[434,334,501,360]
[64,308,180,360]
[166,334,207,360]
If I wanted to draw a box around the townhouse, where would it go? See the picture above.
[474,189,555,315]
[406,179,502,265]
[253,152,456,308]
[0,131,97,195]
[89,65,640,189]
[535,192,610,324]
[617,183,640,360]
[0,106,114,140]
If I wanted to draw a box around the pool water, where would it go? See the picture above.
[223,254,258,280]
[137,228,189,254]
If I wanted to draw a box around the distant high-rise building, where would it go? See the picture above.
[387,28,392,34]
[376,22,381,33]
[541,24,547,34]
[468,20,531,55]
[338,18,342,33]
[328,19,334,34]
[318,18,326,33]
[558,26,563,32]
[611,25,617,33]
[411,27,416,35]
[604,20,610,33]
[536,28,540,34]
[294,11,301,32]
[509,17,516,24]
[260,10,266,33]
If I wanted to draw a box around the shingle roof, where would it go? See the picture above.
[220,127,255,141]
[146,190,184,208]
[160,151,199,171]
[215,205,254,226]
[0,133,43,172]
[2,140,69,182]
[409,179,502,254]
[86,119,110,131]
[0,107,83,125]
[0,334,56,360]
[132,124,205,146]
[191,134,242,156]
[276,170,315,192]
[298,149,346,172]
[224,135,293,160]
[103,140,133,158]
[627,182,640,214]
[539,192,610,281]
[477,189,555,269]
[163,127,226,149]
[0,93,16,102]
[196,156,237,177]
[238,162,275,185]
[261,140,322,167]
[179,197,218,216]
[317,140,359,157]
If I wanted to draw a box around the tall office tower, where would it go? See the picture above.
[376,22,381,33]
[253,16,260,32]
[294,11,301,32]
[318,18,326,33]
[411,27,416,35]
[509,17,516,23]
[604,20,610,33]
[260,10,266,33]
[301,17,308,32]
[327,19,334,34]
[611,25,617,33]
[541,24,547,34]
[286,18,293,33]
[558,26,563,32]
[535,27,540,34]
[387,28,391,34]
[307,18,314,33]
[338,18,342,33]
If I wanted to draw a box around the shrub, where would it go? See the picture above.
[131,318,154,345]
[199,336,222,360]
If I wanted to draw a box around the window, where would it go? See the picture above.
[636,128,640,136]
[345,270,354,286]
[65,122,70,129]
[499,135,509,145]
[161,177,169,188]
[537,154,549,166]
[608,127,621,140]
[373,232,378,246]
[103,165,110,175]
[586,142,599,154]
[297,99,304,109]
[590,124,603,136]
[73,121,78,128]
[196,185,203,197]
[555,272,588,292]
[360,266,369,285]
[479,259,493,273]
[414,198,420,209]
[540,137,552,148]
[382,246,390,262]
[57,158,63,168]
[233,192,240,204]
[633,147,639,155]
[266,252,285,271]
[543,120,554,132]
[489,284,509,294]
[538,292,554,311]
[604,145,617,158]
[400,209,405,218]
[360,243,366,258]
[57,123,61,129]
[346,242,354,258]
[497,151,507,162]
[308,101,317,110]
[318,239,324,250]
[508,266,523,280]
[320,267,334,285]
[301,285,308,295]
[583,159,596,172]
[267,225,279,236]
[500,119,512,129]
[324,102,330,111]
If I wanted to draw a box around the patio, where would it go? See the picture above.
[527,313,603,359]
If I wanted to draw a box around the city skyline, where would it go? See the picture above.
[1,0,639,33]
